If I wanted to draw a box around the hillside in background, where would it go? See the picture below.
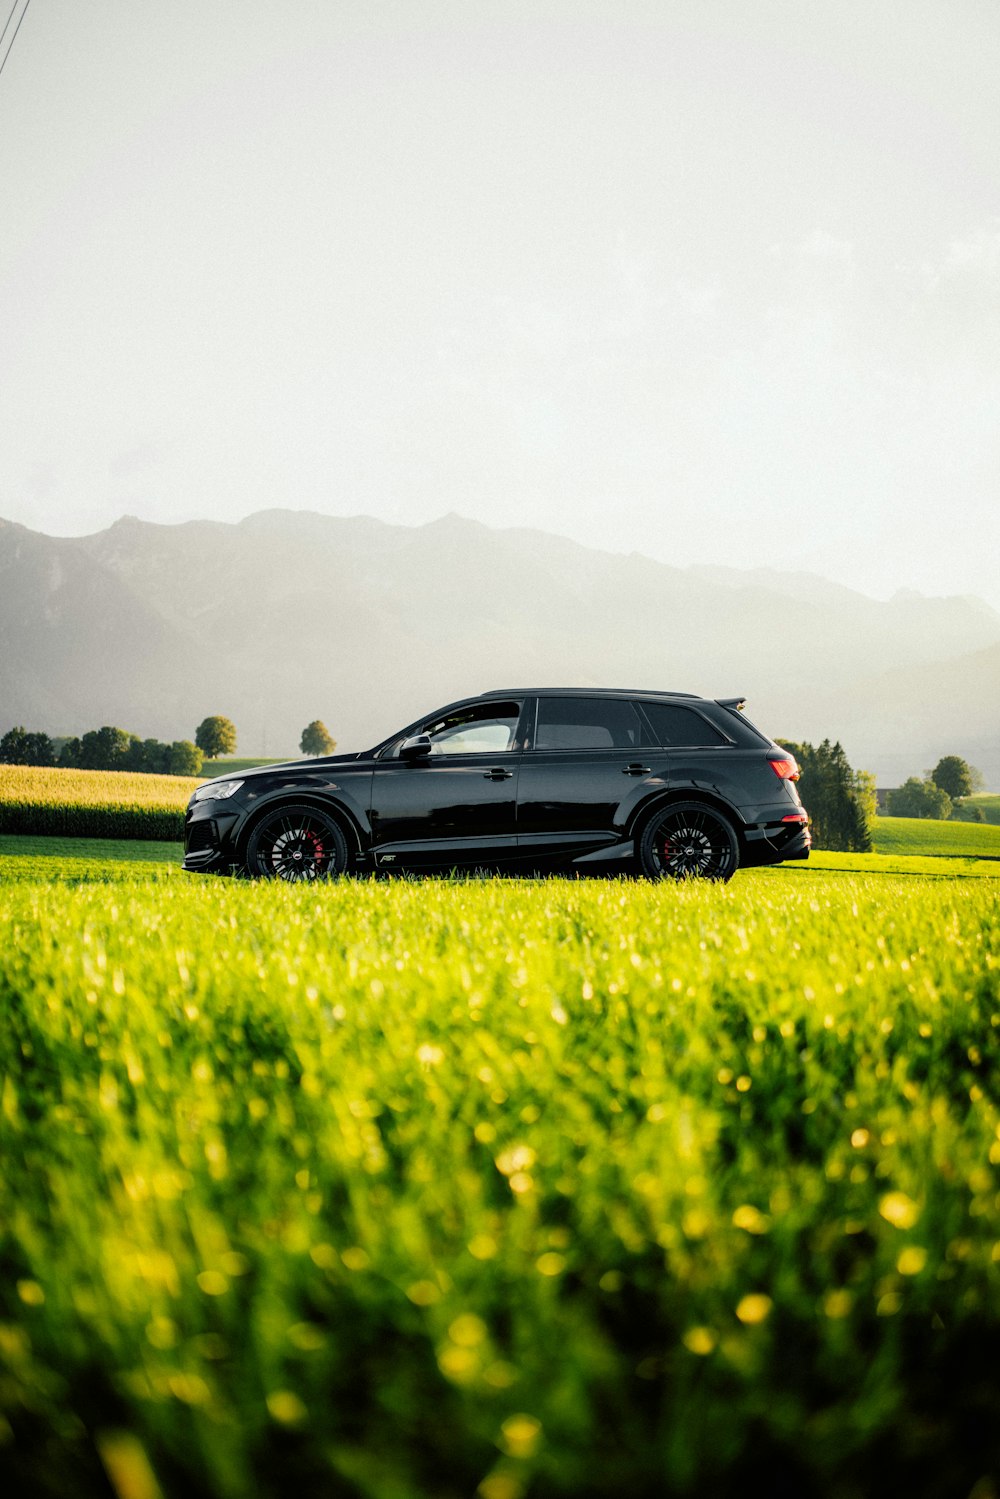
[2,510,998,785]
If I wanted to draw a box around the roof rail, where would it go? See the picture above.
[480,687,702,699]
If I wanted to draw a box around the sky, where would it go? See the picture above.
[2,0,998,608]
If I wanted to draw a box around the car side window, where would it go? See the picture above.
[639,702,729,747]
[534,697,644,750]
[423,700,522,755]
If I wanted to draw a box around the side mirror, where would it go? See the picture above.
[399,733,433,761]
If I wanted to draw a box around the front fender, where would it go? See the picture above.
[231,770,375,852]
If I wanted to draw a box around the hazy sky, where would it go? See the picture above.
[2,1,998,606]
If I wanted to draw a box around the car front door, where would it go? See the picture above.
[370,699,525,870]
[516,696,663,861]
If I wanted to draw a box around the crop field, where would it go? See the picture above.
[1,853,999,1498]
[0,766,199,841]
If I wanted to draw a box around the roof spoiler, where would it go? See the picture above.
[716,696,747,712]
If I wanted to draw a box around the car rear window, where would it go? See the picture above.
[639,702,730,747]
[534,697,645,750]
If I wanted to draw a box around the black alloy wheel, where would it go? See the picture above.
[639,801,738,882]
[245,804,348,882]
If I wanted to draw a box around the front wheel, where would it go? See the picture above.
[244,804,349,882]
[639,801,739,882]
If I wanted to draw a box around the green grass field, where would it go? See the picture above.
[2,834,998,886]
[0,835,184,884]
[2,850,999,1497]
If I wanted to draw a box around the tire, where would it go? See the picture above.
[639,800,739,882]
[244,803,349,882]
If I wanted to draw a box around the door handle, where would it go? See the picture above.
[622,763,651,776]
[484,767,513,780]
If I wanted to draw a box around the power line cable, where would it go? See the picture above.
[0,0,21,55]
[0,0,32,87]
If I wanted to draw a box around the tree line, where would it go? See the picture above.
[0,724,204,776]
[1,714,339,775]
[884,756,985,821]
[779,739,874,853]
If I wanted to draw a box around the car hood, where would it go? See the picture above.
[197,751,369,789]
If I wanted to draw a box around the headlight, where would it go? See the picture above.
[192,780,244,803]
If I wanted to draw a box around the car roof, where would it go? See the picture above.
[474,687,704,701]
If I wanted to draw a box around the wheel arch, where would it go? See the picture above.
[236,792,366,864]
[628,788,747,855]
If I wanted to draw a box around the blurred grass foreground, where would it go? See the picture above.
[1,870,999,1497]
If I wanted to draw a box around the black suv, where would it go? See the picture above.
[184,689,809,881]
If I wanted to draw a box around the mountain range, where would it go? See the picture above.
[1,510,998,787]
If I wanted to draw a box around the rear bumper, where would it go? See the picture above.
[741,815,811,867]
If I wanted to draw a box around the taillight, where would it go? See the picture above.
[768,756,800,781]
[781,813,808,822]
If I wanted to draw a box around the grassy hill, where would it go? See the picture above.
[956,793,1000,825]
[871,815,1000,859]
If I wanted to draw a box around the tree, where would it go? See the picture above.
[167,740,204,777]
[930,755,976,802]
[195,716,237,760]
[886,777,952,820]
[779,738,873,852]
[25,732,53,766]
[58,737,82,768]
[126,737,167,775]
[853,768,877,827]
[0,727,30,763]
[300,720,337,757]
[76,726,132,771]
[0,727,54,766]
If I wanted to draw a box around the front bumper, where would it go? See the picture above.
[183,804,242,874]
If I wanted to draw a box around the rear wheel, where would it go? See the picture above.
[639,801,738,882]
[245,804,348,882]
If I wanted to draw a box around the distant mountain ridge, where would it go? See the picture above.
[1,510,998,786]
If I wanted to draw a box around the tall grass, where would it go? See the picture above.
[1,871,998,1496]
